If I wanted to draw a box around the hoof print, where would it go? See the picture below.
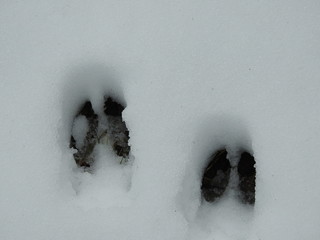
[237,151,256,205]
[201,149,231,202]
[70,101,98,168]
[104,97,130,159]
[69,96,131,169]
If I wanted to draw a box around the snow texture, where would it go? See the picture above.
[1,1,320,240]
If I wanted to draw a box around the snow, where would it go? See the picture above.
[1,1,320,240]
[72,115,89,149]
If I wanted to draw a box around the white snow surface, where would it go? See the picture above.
[1,1,320,240]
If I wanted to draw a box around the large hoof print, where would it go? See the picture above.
[237,151,256,204]
[70,96,130,169]
[201,148,256,205]
[201,149,231,202]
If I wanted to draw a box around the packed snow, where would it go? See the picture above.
[72,115,89,149]
[1,1,320,240]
